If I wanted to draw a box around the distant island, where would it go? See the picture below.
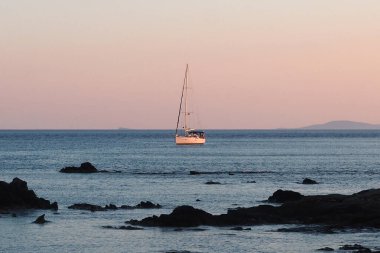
[301,120,380,130]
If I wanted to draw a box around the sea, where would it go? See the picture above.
[0,130,380,253]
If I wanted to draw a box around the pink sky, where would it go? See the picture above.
[1,1,379,129]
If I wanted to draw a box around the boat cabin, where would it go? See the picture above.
[186,130,205,139]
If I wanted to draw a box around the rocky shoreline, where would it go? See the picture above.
[1,176,380,251]
[2,176,380,232]
[128,188,380,229]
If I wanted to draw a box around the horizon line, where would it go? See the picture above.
[1,128,380,131]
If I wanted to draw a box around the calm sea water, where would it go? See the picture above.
[1,130,380,253]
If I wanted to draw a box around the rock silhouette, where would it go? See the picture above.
[205,181,221,185]
[302,178,318,184]
[33,214,49,224]
[316,247,334,251]
[68,203,107,212]
[128,188,380,229]
[267,189,304,203]
[60,162,98,173]
[103,225,144,230]
[0,178,58,211]
[69,201,161,212]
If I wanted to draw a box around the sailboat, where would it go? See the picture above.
[175,64,206,145]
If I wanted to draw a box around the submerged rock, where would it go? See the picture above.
[68,203,106,212]
[69,201,161,212]
[102,225,143,230]
[302,178,318,185]
[230,226,251,231]
[0,178,58,211]
[128,188,380,229]
[105,204,118,210]
[205,181,221,185]
[135,201,161,209]
[120,201,161,209]
[339,244,371,251]
[267,189,304,203]
[33,214,49,224]
[277,225,334,234]
[316,247,334,251]
[60,162,98,173]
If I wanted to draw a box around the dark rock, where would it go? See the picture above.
[302,178,318,185]
[277,225,335,234]
[268,189,304,203]
[119,225,144,230]
[205,181,221,185]
[165,251,192,253]
[120,201,161,209]
[60,162,98,173]
[33,214,49,224]
[189,171,201,175]
[128,188,380,229]
[188,228,207,231]
[339,244,371,252]
[51,202,58,210]
[317,247,334,251]
[102,225,143,230]
[228,172,234,175]
[105,204,117,210]
[129,205,214,227]
[124,205,139,210]
[196,199,201,202]
[12,213,17,217]
[246,181,256,183]
[69,201,161,211]
[0,178,58,211]
[68,203,106,212]
[135,201,161,209]
[230,226,251,231]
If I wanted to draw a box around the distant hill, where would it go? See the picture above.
[302,121,380,130]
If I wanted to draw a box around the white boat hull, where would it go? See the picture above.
[176,136,206,145]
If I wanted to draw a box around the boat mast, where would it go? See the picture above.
[184,64,188,131]
[176,64,188,135]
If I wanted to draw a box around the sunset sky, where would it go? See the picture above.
[1,1,379,129]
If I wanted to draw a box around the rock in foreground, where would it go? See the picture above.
[60,162,98,173]
[267,189,304,203]
[0,178,58,211]
[129,206,213,227]
[128,189,380,229]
